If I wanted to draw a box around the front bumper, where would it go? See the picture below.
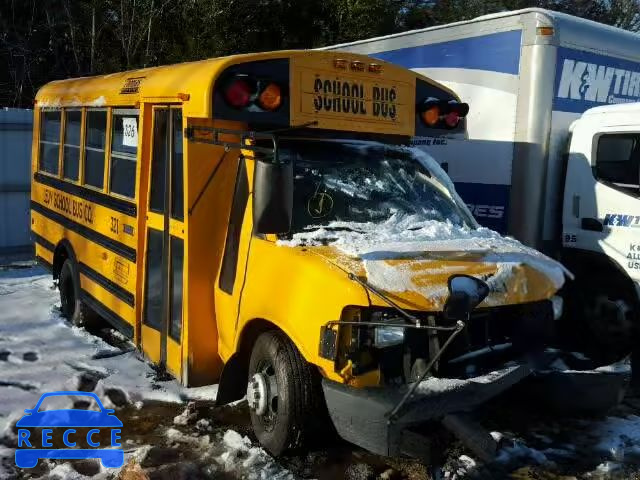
[322,358,630,458]
[322,364,531,456]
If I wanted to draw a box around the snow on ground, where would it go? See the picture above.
[0,267,185,435]
[2,265,640,479]
[0,265,291,480]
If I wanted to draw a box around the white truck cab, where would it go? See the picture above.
[561,103,640,360]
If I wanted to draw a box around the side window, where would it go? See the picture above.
[171,110,184,220]
[219,159,249,294]
[62,110,82,181]
[596,133,640,195]
[39,110,61,175]
[150,109,168,214]
[84,110,107,189]
[110,109,139,198]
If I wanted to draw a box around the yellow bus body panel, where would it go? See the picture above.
[31,49,558,391]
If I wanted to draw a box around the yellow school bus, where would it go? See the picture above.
[31,50,568,458]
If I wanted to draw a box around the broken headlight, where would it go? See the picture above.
[374,325,405,348]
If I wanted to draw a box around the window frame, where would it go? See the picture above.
[82,107,109,192]
[38,108,63,177]
[61,108,83,183]
[592,130,640,198]
[108,107,140,200]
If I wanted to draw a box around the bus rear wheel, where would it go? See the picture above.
[247,330,323,456]
[59,259,96,328]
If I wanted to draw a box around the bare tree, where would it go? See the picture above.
[112,0,171,68]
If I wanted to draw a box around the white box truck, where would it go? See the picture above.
[325,9,640,362]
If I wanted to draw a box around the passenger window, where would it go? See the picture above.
[62,110,81,181]
[84,110,107,189]
[150,109,168,214]
[596,133,640,195]
[110,109,139,198]
[144,228,164,330]
[171,110,184,220]
[39,110,61,175]
[169,236,184,341]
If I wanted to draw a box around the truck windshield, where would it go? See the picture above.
[279,139,474,235]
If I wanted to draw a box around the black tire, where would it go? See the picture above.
[248,330,324,456]
[59,259,97,328]
[562,276,636,365]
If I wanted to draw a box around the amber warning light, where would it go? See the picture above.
[223,75,283,112]
[419,98,469,129]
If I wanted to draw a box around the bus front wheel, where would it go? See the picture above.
[59,259,96,328]
[247,330,323,456]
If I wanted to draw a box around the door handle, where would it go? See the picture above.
[581,218,603,232]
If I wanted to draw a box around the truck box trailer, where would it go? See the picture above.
[325,9,640,360]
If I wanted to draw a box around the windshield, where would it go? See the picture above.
[279,139,474,235]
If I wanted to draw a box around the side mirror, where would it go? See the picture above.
[253,159,293,234]
[443,274,490,321]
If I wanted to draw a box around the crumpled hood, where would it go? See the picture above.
[278,218,571,311]
[307,243,567,311]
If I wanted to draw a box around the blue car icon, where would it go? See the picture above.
[15,391,124,468]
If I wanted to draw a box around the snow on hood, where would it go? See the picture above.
[277,146,571,304]
[279,214,570,305]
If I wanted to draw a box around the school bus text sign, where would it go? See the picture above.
[292,68,414,136]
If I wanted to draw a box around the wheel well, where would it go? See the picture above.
[237,319,280,360]
[562,248,639,307]
[52,240,76,281]
[216,319,281,406]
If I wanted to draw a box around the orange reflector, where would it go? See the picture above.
[350,60,365,72]
[177,92,190,101]
[257,83,282,111]
[368,63,383,74]
[421,106,440,126]
[536,26,554,36]
[334,59,348,70]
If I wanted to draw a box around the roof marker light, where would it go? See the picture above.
[334,59,348,70]
[350,60,365,72]
[536,26,554,36]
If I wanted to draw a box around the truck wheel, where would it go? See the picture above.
[59,259,96,328]
[247,330,322,456]
[584,293,634,363]
[567,280,635,365]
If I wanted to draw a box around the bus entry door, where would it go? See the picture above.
[142,106,185,379]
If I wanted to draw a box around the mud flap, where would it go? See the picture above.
[216,354,247,406]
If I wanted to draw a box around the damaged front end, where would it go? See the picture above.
[319,274,630,460]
